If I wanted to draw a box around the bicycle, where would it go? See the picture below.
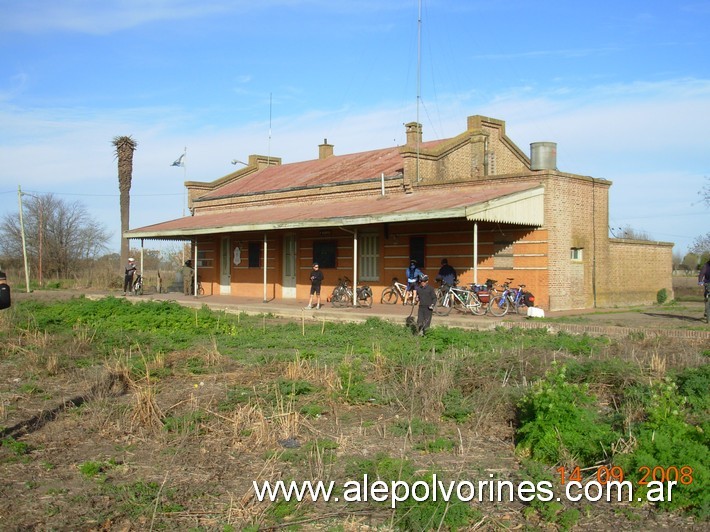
[380,277,411,305]
[703,282,709,324]
[434,281,487,316]
[331,277,373,308]
[188,277,205,296]
[132,274,144,296]
[488,279,532,317]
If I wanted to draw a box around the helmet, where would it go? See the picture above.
[128,257,135,262]
[420,274,429,282]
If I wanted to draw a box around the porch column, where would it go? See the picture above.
[262,233,268,302]
[473,222,478,284]
[352,229,358,305]
[140,239,144,277]
[193,241,198,297]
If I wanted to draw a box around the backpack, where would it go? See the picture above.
[522,291,535,307]
[0,284,11,310]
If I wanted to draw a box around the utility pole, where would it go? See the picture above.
[17,186,31,293]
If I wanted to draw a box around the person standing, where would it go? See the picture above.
[183,260,195,296]
[123,258,137,295]
[437,258,457,287]
[0,271,11,310]
[415,274,436,335]
[699,259,710,323]
[305,262,324,309]
[403,259,423,305]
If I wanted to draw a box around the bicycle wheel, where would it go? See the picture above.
[380,287,399,305]
[435,291,453,316]
[488,294,510,316]
[452,291,469,314]
[704,287,710,323]
[331,287,347,307]
[469,294,487,316]
[359,289,373,308]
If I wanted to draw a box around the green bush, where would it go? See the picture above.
[516,364,619,466]
[615,379,709,517]
[657,288,668,304]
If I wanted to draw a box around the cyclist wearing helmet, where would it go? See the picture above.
[403,259,423,305]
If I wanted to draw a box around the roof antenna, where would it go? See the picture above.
[267,92,272,167]
[416,0,422,182]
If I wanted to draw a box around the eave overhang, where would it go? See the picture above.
[125,184,545,240]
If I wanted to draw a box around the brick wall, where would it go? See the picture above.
[600,239,674,306]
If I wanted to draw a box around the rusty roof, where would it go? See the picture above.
[201,140,446,199]
[127,182,543,239]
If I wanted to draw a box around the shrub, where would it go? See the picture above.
[615,379,709,517]
[656,288,668,304]
[516,364,619,466]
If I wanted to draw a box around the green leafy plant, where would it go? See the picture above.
[78,459,119,479]
[441,388,474,423]
[657,288,668,304]
[414,437,456,453]
[615,379,709,517]
[337,360,380,404]
[1,437,32,457]
[516,364,619,466]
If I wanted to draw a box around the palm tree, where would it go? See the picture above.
[112,135,138,266]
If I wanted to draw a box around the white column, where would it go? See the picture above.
[353,229,358,305]
[473,222,478,284]
[193,242,198,297]
[263,233,268,302]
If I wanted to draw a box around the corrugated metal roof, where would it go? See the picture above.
[200,140,446,199]
[126,183,544,239]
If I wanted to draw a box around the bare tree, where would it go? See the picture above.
[112,135,138,266]
[611,224,653,241]
[0,194,110,278]
[689,233,710,258]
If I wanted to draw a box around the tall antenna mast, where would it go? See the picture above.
[267,93,272,166]
[416,0,422,182]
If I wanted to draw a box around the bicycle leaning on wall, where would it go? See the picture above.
[380,277,411,305]
[434,280,487,316]
[488,278,535,317]
[331,277,373,308]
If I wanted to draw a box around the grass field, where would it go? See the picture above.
[0,296,707,530]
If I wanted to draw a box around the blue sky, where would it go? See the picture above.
[1,0,708,256]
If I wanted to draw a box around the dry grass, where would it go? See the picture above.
[130,364,164,431]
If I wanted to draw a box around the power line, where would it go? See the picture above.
[2,189,184,198]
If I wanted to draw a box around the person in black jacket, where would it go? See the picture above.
[123,258,137,295]
[415,274,437,335]
[699,259,710,323]
[305,262,324,309]
[0,271,11,310]
[437,258,457,287]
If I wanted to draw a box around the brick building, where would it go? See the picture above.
[126,115,673,310]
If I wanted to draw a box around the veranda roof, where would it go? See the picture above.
[125,183,544,240]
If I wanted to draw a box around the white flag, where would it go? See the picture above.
[171,153,185,167]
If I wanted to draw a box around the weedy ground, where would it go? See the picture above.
[0,296,707,531]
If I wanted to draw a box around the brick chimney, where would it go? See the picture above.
[405,122,422,146]
[319,138,334,159]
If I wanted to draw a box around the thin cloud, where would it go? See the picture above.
[472,46,622,61]
[0,0,412,34]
